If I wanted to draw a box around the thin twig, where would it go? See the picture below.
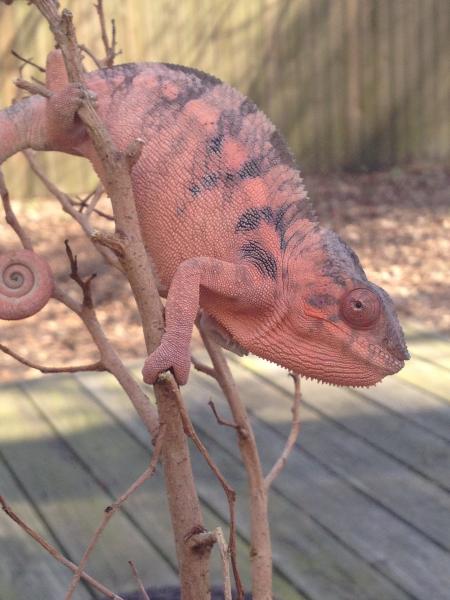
[0,496,124,600]
[78,44,103,69]
[64,239,97,309]
[215,527,232,600]
[0,343,104,373]
[64,424,166,600]
[129,560,151,600]
[95,0,121,67]
[191,355,218,379]
[11,49,46,72]
[14,77,52,98]
[0,170,33,249]
[208,399,246,436]
[264,373,301,490]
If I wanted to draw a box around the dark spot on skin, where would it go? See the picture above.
[308,294,337,309]
[238,158,261,179]
[269,130,298,168]
[201,172,220,189]
[235,208,262,232]
[240,98,258,116]
[321,258,347,287]
[329,314,341,323]
[217,109,242,138]
[224,172,235,186]
[188,184,202,197]
[208,134,224,154]
[240,241,278,279]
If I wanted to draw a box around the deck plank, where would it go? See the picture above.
[0,382,175,597]
[403,323,450,370]
[236,355,450,492]
[355,376,450,443]
[396,356,450,400]
[184,370,450,600]
[0,455,92,600]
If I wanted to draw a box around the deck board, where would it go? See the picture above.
[0,383,175,599]
[0,458,92,600]
[1,326,449,600]
[184,369,450,600]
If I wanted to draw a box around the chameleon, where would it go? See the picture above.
[0,50,409,387]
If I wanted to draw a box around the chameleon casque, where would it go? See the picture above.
[0,51,409,387]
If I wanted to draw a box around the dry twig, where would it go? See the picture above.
[11,49,46,72]
[0,169,33,249]
[264,373,301,490]
[64,424,166,600]
[0,496,124,600]
[0,343,104,373]
[129,560,152,600]
[215,527,232,600]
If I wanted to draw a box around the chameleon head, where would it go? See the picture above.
[244,228,409,387]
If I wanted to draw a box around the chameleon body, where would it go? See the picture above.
[0,51,409,386]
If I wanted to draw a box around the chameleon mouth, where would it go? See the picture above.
[354,338,405,376]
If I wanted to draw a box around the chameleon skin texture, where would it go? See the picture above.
[0,51,409,386]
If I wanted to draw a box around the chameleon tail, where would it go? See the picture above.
[0,250,54,320]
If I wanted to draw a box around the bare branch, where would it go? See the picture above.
[0,170,33,249]
[78,44,103,70]
[0,496,124,600]
[64,239,97,309]
[215,527,232,600]
[128,560,151,600]
[64,424,166,600]
[94,0,121,67]
[14,77,52,98]
[191,355,218,379]
[11,49,46,72]
[264,374,301,490]
[208,399,247,437]
[0,343,104,374]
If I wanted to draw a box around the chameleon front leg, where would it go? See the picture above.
[142,257,273,385]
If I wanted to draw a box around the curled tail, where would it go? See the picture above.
[0,250,53,320]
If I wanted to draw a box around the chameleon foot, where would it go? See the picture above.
[142,336,191,385]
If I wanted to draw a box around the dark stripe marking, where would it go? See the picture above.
[240,241,277,279]
[235,208,262,232]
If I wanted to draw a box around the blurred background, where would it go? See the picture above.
[0,0,449,193]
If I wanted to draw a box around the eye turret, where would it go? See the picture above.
[340,288,381,328]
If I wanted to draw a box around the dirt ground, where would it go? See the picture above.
[1,164,449,382]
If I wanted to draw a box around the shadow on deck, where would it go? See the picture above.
[0,323,449,600]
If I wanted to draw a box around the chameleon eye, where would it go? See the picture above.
[341,288,381,328]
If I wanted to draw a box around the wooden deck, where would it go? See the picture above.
[1,323,449,600]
